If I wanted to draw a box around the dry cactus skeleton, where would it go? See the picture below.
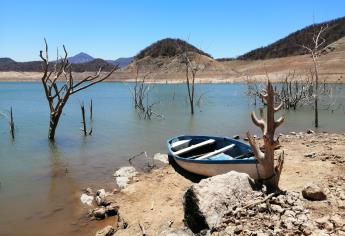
[247,81,285,192]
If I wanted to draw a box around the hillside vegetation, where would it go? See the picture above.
[238,16,345,60]
[135,38,212,59]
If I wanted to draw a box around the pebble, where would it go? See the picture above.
[105,203,119,216]
[304,152,316,158]
[93,207,106,220]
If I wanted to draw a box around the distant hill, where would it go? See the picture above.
[135,38,212,60]
[68,52,94,64]
[107,57,133,68]
[238,16,345,60]
[0,58,115,72]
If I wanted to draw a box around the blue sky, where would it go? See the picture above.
[1,0,344,61]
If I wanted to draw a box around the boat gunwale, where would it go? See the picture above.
[167,135,258,164]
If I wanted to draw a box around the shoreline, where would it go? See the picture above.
[81,131,345,235]
[1,71,345,84]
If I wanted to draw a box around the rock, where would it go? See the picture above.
[114,166,138,188]
[105,203,119,216]
[153,153,169,164]
[93,207,106,220]
[159,228,193,236]
[117,217,128,229]
[271,204,285,214]
[302,183,327,201]
[315,216,330,228]
[80,193,94,206]
[96,195,112,207]
[85,187,93,195]
[96,189,106,198]
[304,152,316,158]
[234,225,243,234]
[95,225,115,236]
[307,129,315,134]
[300,222,314,235]
[183,171,258,233]
[330,214,344,227]
[233,135,240,139]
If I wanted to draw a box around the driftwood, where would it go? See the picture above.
[139,221,146,236]
[247,81,285,192]
[40,39,117,140]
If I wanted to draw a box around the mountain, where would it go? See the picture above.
[0,58,115,72]
[238,16,345,60]
[67,52,94,64]
[107,57,133,68]
[135,38,212,60]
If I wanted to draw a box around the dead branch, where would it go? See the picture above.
[139,221,146,236]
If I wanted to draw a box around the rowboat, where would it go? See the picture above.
[167,135,261,179]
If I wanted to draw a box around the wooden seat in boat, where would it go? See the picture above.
[173,139,215,156]
[171,139,190,150]
[195,144,235,160]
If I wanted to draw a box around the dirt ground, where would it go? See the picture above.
[80,132,345,235]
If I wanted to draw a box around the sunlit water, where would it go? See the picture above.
[0,82,344,235]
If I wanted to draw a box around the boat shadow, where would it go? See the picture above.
[168,154,206,183]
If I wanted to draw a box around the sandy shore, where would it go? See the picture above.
[1,71,345,84]
[76,131,345,235]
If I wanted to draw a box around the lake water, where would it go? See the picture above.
[0,82,345,235]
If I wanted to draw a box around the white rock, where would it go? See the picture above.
[114,166,138,188]
[80,193,94,206]
[154,153,169,164]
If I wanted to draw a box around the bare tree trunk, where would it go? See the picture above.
[314,60,319,128]
[247,81,285,192]
[48,112,62,140]
[80,102,87,136]
[9,106,15,140]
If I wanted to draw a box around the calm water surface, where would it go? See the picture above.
[0,82,344,235]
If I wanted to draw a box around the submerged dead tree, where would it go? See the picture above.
[247,81,285,192]
[40,40,117,140]
[129,63,164,119]
[301,25,328,128]
[180,45,201,115]
[9,107,15,140]
[80,100,93,136]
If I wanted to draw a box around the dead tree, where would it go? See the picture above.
[301,26,328,128]
[80,101,93,136]
[40,40,117,140]
[247,81,285,192]
[9,107,15,140]
[129,63,164,119]
[181,49,201,115]
[0,107,15,140]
